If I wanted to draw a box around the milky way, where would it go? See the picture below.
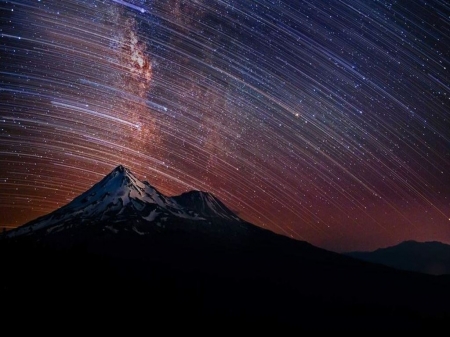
[1,0,449,252]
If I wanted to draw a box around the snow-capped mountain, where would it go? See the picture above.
[6,165,242,239]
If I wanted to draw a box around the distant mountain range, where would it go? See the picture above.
[2,165,450,331]
[346,240,450,275]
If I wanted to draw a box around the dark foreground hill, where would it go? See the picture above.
[1,166,449,331]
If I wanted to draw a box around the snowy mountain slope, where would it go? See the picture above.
[6,165,242,239]
[173,190,241,221]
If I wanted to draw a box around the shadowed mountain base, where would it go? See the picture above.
[2,166,449,331]
[2,226,450,332]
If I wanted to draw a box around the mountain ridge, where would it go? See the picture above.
[2,165,450,331]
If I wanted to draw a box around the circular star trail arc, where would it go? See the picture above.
[0,0,449,252]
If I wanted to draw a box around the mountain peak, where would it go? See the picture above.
[110,164,133,178]
[173,190,241,221]
[103,165,148,193]
[113,164,128,174]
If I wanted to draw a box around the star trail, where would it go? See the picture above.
[0,0,449,252]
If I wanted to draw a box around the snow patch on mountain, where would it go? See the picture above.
[143,209,160,221]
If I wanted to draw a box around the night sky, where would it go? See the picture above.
[1,0,449,252]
